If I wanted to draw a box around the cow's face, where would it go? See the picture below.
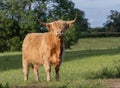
[48,21,69,37]
[43,15,77,37]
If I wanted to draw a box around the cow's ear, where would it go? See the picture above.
[37,19,53,31]
[45,23,52,31]
[65,23,72,29]
[43,23,53,31]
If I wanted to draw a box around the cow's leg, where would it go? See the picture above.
[33,65,40,82]
[22,57,29,81]
[55,65,60,81]
[43,61,51,82]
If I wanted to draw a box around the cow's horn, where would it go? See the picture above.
[66,14,77,24]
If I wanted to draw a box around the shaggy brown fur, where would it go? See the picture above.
[22,16,77,82]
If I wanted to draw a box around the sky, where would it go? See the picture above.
[71,0,120,28]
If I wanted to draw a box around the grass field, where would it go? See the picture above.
[70,37,120,50]
[1,37,120,88]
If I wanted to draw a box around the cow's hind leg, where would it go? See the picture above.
[22,56,29,81]
[55,65,60,81]
[33,65,40,82]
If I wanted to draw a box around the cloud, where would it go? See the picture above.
[73,0,120,8]
[88,19,94,23]
[71,0,120,27]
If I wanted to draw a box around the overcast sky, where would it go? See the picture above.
[71,0,120,28]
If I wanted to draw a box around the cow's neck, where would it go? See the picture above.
[51,32,64,62]
[53,34,64,46]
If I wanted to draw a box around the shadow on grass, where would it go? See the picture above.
[0,48,120,72]
[64,48,120,62]
[0,53,22,72]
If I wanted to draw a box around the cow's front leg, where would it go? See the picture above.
[22,57,29,81]
[33,65,40,82]
[55,65,60,81]
[43,60,51,82]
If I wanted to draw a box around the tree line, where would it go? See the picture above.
[1,0,120,52]
[84,10,120,38]
[0,0,88,52]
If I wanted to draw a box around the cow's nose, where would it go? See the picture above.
[59,30,63,34]
[56,30,63,36]
[58,30,63,35]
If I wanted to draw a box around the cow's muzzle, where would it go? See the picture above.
[56,30,64,37]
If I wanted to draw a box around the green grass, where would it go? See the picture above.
[70,37,120,50]
[1,37,120,88]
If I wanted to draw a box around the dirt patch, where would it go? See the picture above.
[12,83,49,88]
[12,79,120,88]
[103,79,120,88]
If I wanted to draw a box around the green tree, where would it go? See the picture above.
[0,0,88,51]
[0,0,45,51]
[104,10,120,32]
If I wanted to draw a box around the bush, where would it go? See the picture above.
[85,60,120,79]
[65,25,79,48]
[79,32,120,38]
[7,36,22,51]
[0,83,9,88]
[0,39,7,52]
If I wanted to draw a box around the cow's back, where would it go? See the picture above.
[22,33,43,65]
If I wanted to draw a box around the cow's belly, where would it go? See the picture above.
[28,57,43,65]
[23,51,43,65]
